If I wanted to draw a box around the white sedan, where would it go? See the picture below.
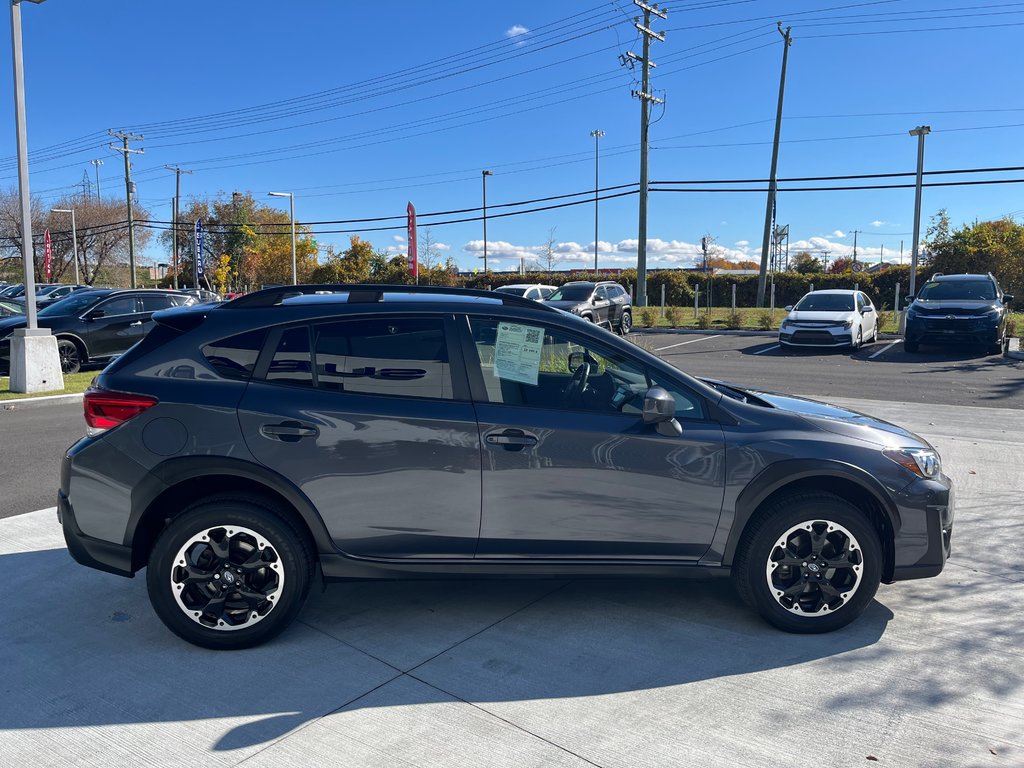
[778,289,878,349]
[493,284,556,301]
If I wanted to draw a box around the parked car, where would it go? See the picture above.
[179,288,222,304]
[779,289,878,349]
[0,298,25,317]
[0,289,195,374]
[904,273,1012,355]
[60,284,952,649]
[493,283,556,301]
[36,284,89,307]
[0,283,25,298]
[544,280,632,334]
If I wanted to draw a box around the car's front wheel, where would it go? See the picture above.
[733,492,882,633]
[617,310,632,335]
[146,495,314,649]
[57,338,81,374]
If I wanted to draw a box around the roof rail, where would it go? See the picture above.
[223,283,562,312]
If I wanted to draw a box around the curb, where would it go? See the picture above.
[1,392,85,410]
[631,328,904,339]
[1007,338,1024,361]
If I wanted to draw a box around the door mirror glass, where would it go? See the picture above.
[567,350,587,373]
[1003,294,1014,304]
[905,295,915,305]
[643,386,676,423]
[784,305,793,312]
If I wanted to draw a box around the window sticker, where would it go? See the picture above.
[493,322,544,385]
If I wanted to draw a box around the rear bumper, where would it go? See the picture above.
[58,470,135,578]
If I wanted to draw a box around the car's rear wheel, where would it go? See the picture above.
[146,495,314,649]
[57,338,81,375]
[617,310,632,335]
[733,492,882,633]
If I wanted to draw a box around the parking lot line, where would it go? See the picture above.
[868,339,902,360]
[753,344,780,355]
[654,334,720,352]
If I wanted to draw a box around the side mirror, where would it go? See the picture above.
[84,308,104,320]
[1003,294,1014,304]
[567,351,587,373]
[904,295,915,305]
[784,305,793,312]
[643,387,683,437]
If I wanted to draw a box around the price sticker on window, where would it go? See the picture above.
[494,322,544,385]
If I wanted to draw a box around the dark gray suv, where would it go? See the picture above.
[59,285,953,648]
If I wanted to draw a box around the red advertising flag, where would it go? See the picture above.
[44,229,52,280]
[407,202,418,281]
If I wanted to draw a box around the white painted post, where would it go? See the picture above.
[895,281,901,313]
[855,282,859,292]
[810,282,814,293]
[770,282,776,313]
[661,283,665,318]
[731,283,736,311]
[694,285,699,320]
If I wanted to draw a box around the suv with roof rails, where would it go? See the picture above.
[60,284,952,648]
[545,280,632,334]
[904,272,1012,354]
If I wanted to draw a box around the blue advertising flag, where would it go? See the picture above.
[195,218,205,277]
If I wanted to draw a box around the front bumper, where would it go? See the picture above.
[779,326,854,347]
[905,316,1000,346]
[889,475,954,581]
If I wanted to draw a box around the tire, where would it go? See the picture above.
[732,492,882,634]
[146,495,315,650]
[582,314,595,323]
[852,327,863,350]
[988,335,1005,356]
[57,338,81,375]
[904,340,919,353]
[617,310,632,335]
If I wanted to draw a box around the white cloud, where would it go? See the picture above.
[735,240,749,247]
[392,235,406,243]
[505,24,529,45]
[831,230,846,238]
[871,220,886,227]
[461,236,752,268]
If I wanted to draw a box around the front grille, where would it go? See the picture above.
[924,318,982,331]
[790,330,842,345]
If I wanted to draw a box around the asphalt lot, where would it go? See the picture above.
[1,332,1023,765]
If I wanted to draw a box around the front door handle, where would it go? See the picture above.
[485,429,538,450]
[260,421,319,442]
[129,321,143,327]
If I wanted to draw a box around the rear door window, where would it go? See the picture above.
[266,326,314,388]
[203,329,267,381]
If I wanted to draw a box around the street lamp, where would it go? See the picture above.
[267,191,297,285]
[481,170,493,272]
[590,129,604,273]
[51,208,79,284]
[9,0,62,393]
[908,125,931,300]
[90,158,103,199]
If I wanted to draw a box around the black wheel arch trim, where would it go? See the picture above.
[124,455,337,571]
[55,331,89,361]
[720,458,902,567]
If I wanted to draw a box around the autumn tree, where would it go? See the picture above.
[927,216,1024,295]
[791,251,823,274]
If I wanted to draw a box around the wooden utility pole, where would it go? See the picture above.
[164,165,193,290]
[109,130,144,288]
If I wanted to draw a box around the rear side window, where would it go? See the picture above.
[140,294,178,312]
[313,317,452,400]
[267,326,314,388]
[99,296,139,316]
[202,329,267,381]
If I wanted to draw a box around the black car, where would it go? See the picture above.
[544,280,632,334]
[904,273,1013,354]
[0,289,195,374]
[59,284,952,649]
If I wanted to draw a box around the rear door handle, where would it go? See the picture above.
[485,429,538,449]
[260,421,319,442]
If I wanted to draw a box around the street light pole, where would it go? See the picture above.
[51,208,79,284]
[908,125,931,299]
[481,170,493,272]
[590,129,604,274]
[9,0,62,393]
[268,191,297,285]
[90,158,103,199]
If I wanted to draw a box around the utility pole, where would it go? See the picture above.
[630,0,666,308]
[590,129,604,274]
[90,159,103,200]
[165,165,192,290]
[756,23,793,307]
[850,229,861,264]
[909,125,931,298]
[109,130,143,288]
[481,170,493,272]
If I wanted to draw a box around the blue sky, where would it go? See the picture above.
[1,0,1022,272]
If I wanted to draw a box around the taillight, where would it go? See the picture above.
[83,387,158,436]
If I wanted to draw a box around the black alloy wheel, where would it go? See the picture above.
[57,339,81,374]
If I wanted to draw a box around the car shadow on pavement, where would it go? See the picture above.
[0,546,901,754]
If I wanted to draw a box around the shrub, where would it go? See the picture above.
[665,306,686,328]
[1006,315,1018,337]
[695,314,712,330]
[757,311,775,330]
[636,306,660,327]
[725,311,743,330]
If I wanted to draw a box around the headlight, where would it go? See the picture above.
[843,320,853,329]
[780,319,791,329]
[883,447,941,478]
[906,305,919,317]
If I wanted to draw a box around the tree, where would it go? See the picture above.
[310,236,376,283]
[828,257,852,274]
[923,208,951,265]
[538,227,560,271]
[927,217,1024,295]
[417,227,444,271]
[791,251,822,274]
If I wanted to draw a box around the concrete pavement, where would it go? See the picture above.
[1,398,1022,767]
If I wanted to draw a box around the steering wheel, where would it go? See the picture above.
[561,360,591,402]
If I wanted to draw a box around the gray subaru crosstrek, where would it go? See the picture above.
[59,285,953,649]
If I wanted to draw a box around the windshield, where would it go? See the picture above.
[0,299,24,317]
[36,285,60,295]
[38,291,102,317]
[917,280,996,301]
[794,293,854,312]
[548,285,594,301]
[495,286,527,296]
